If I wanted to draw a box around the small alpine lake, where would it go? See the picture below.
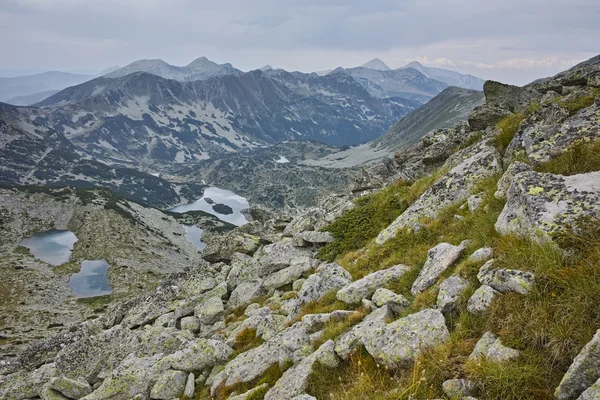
[19,230,78,266]
[68,259,113,298]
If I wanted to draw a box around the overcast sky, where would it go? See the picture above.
[1,0,598,85]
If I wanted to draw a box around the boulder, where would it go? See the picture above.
[48,377,92,399]
[229,383,270,400]
[363,309,449,369]
[183,373,195,399]
[41,384,69,400]
[467,285,499,315]
[0,363,56,400]
[157,339,232,373]
[150,370,188,400]
[442,378,476,398]
[469,332,520,363]
[469,247,494,263]
[377,144,502,243]
[202,233,261,263]
[336,264,410,304]
[555,329,600,400]
[180,316,202,334]
[258,240,313,276]
[437,276,470,313]
[264,340,339,400]
[194,296,224,325]
[335,306,390,360]
[262,257,314,291]
[494,162,532,200]
[468,103,512,131]
[228,279,265,309]
[412,242,467,295]
[293,263,352,313]
[371,288,409,313]
[477,260,535,294]
[293,231,334,247]
[226,252,261,289]
[577,377,600,400]
[495,171,600,240]
[467,193,485,212]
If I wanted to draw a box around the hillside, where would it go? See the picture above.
[2,57,600,400]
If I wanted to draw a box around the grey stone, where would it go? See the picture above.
[292,263,352,315]
[48,376,92,399]
[494,162,532,200]
[467,285,499,315]
[258,240,313,276]
[467,193,485,212]
[577,377,600,400]
[194,296,224,325]
[180,316,201,333]
[228,279,265,309]
[335,306,390,360]
[371,288,409,313]
[495,171,600,241]
[469,332,520,363]
[294,231,334,247]
[229,383,270,400]
[437,276,470,313]
[442,378,476,398]
[183,373,195,399]
[263,257,314,291]
[363,309,449,368]
[157,339,233,373]
[469,247,494,263]
[226,252,261,289]
[556,329,600,400]
[336,264,410,304]
[411,242,466,295]
[477,259,535,294]
[150,370,188,400]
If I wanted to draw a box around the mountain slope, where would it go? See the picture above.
[32,70,419,163]
[402,61,485,90]
[0,71,92,102]
[105,57,241,81]
[360,58,391,71]
[5,90,60,106]
[375,86,485,149]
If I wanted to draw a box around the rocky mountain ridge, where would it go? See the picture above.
[1,56,600,400]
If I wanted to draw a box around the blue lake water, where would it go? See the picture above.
[169,186,249,226]
[184,225,206,250]
[20,230,78,266]
[69,260,113,298]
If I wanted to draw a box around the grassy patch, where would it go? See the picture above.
[12,246,30,255]
[231,328,265,358]
[558,88,600,115]
[318,170,446,262]
[288,290,354,325]
[312,309,368,348]
[536,138,600,175]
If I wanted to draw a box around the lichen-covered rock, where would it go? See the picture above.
[180,316,201,333]
[437,276,470,313]
[363,309,449,368]
[228,279,265,309]
[41,384,70,400]
[477,260,535,294]
[412,242,467,295]
[300,310,357,334]
[150,369,188,400]
[442,378,476,398]
[467,193,485,212]
[0,363,57,400]
[48,376,92,399]
[194,296,224,324]
[202,233,261,263]
[157,339,232,373]
[226,252,262,289]
[468,102,512,131]
[469,247,494,263]
[210,324,310,392]
[469,332,520,362]
[258,239,313,276]
[494,162,532,200]
[81,354,166,400]
[227,312,286,345]
[292,263,352,314]
[262,257,314,291]
[377,144,502,243]
[371,288,409,313]
[495,171,600,240]
[467,285,499,315]
[336,264,410,304]
[577,377,600,400]
[335,306,390,360]
[555,329,600,400]
[293,231,334,247]
[264,340,340,400]
[184,373,195,399]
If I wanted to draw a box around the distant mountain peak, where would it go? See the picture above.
[260,65,273,71]
[361,58,391,71]
[186,56,216,68]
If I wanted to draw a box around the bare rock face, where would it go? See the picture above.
[495,171,600,240]
[555,330,600,400]
[336,264,411,304]
[437,276,470,313]
[411,242,467,295]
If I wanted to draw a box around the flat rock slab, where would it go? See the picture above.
[336,264,410,304]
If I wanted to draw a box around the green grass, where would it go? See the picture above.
[312,309,368,348]
[231,328,265,358]
[288,290,355,325]
[536,138,600,175]
[318,170,447,262]
[12,246,30,255]
[558,88,600,115]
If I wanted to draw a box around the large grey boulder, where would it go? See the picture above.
[202,233,261,263]
[371,288,409,313]
[411,242,467,295]
[377,144,502,243]
[264,340,340,400]
[210,324,310,393]
[228,279,265,309]
[335,306,390,360]
[291,263,352,315]
[226,252,261,289]
[469,332,520,363]
[437,276,470,313]
[469,247,494,263]
[477,260,535,294]
[194,296,225,324]
[467,285,499,315]
[258,240,313,276]
[494,162,532,200]
[262,256,314,291]
[47,377,92,399]
[495,171,600,240]
[293,231,334,247]
[556,330,600,400]
[442,378,476,398]
[0,363,57,400]
[150,370,188,400]
[336,264,410,304]
[157,339,233,373]
[363,309,449,369]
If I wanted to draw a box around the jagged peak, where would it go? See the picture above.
[360,58,391,71]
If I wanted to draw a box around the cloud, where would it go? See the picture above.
[414,57,457,68]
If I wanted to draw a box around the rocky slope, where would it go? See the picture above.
[2,57,600,400]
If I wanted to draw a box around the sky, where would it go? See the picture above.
[0,0,598,85]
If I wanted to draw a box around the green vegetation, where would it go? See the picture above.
[12,246,29,255]
[288,290,354,325]
[318,169,447,262]
[537,138,600,175]
[231,328,265,358]
[558,88,600,115]
[312,309,368,348]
